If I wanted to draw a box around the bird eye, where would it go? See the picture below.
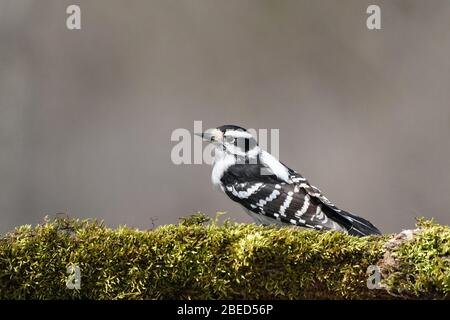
[224,136,235,143]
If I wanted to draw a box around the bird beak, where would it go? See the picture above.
[195,129,220,142]
[196,132,214,142]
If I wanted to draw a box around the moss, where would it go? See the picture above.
[0,214,449,299]
[379,219,450,299]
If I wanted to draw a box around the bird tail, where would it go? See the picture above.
[338,210,381,236]
[322,205,381,236]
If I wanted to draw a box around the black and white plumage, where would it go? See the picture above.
[199,125,381,237]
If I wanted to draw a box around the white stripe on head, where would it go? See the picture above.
[223,130,254,139]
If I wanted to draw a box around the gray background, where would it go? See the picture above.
[1,0,450,234]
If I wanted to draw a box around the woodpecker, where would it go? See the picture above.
[198,125,381,236]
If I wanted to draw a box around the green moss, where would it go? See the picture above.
[379,219,450,299]
[0,214,449,299]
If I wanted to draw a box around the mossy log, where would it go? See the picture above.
[0,214,449,299]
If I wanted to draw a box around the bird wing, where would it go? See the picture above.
[221,165,347,232]
[221,165,380,235]
[285,172,381,235]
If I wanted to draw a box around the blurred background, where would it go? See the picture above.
[1,0,450,234]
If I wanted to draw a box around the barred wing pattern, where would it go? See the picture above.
[220,163,381,236]
[222,170,346,232]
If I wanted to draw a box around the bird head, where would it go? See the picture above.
[197,125,260,159]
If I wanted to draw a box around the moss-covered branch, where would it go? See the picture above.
[0,214,449,299]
